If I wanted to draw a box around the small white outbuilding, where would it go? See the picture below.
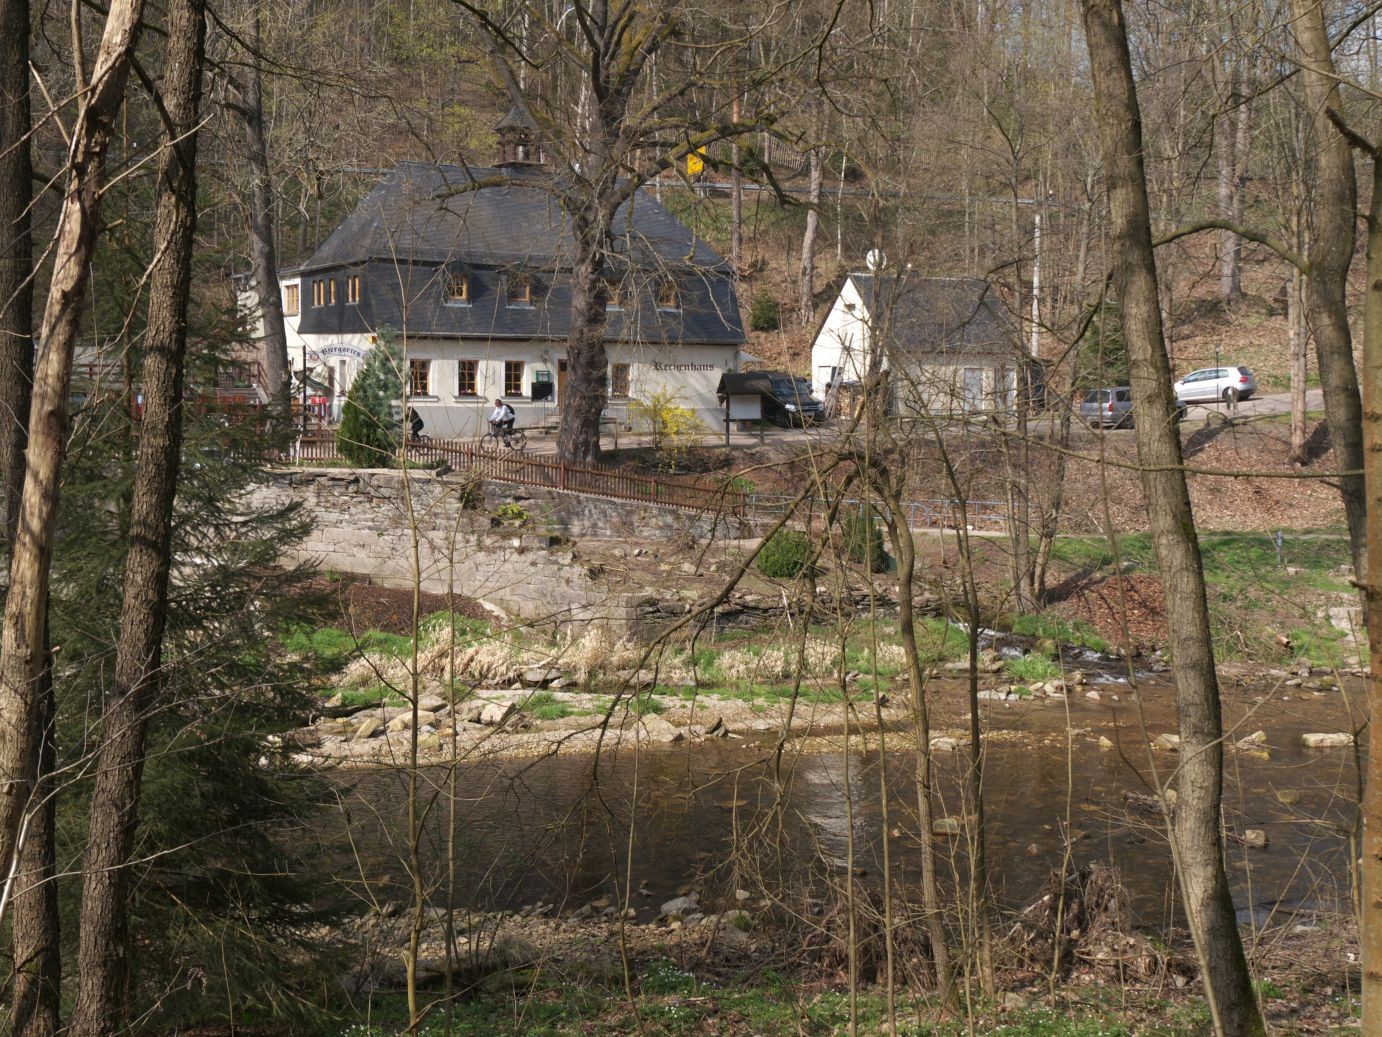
[810,272,1029,418]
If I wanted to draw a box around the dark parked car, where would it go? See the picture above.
[717,371,824,427]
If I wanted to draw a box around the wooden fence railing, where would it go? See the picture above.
[287,434,748,515]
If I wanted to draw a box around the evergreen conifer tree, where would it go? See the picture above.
[336,329,403,467]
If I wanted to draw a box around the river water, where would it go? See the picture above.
[327,675,1360,928]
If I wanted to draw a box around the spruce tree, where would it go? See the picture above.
[336,328,403,467]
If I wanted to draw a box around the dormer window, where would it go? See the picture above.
[604,278,623,310]
[656,279,679,310]
[346,274,361,304]
[507,277,532,307]
[311,278,335,307]
[445,272,470,304]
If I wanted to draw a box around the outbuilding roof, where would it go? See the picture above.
[847,274,1019,357]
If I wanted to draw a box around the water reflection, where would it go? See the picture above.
[333,698,1358,929]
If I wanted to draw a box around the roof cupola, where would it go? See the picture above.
[495,105,544,167]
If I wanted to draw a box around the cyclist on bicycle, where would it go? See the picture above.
[407,407,425,443]
[488,398,516,445]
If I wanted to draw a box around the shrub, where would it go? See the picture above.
[841,505,887,572]
[494,502,530,525]
[629,388,708,469]
[756,530,812,578]
[749,292,782,332]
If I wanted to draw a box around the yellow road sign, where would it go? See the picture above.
[686,147,706,176]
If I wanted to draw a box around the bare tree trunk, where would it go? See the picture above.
[0,5,60,1032]
[882,493,954,1003]
[1218,78,1246,306]
[1292,0,1367,580]
[558,206,611,467]
[1005,374,1035,612]
[1034,180,1093,601]
[799,147,822,323]
[1081,3,1265,1035]
[1358,115,1382,1037]
[11,644,58,1037]
[238,0,289,409]
[731,95,742,276]
[0,0,144,913]
[1289,265,1309,465]
[67,1,204,1031]
[0,0,33,541]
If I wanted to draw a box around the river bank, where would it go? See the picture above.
[285,656,1364,769]
[324,889,1359,1036]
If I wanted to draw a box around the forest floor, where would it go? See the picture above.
[303,906,1360,1036]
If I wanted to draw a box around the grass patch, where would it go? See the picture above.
[917,618,970,663]
[628,692,664,716]
[329,686,406,709]
[525,691,573,721]
[313,973,1221,1037]
[1005,653,1061,684]
[1052,531,1351,590]
[796,684,846,703]
[419,611,492,641]
[281,624,417,668]
[1011,613,1109,653]
[281,625,361,668]
[1285,624,1361,668]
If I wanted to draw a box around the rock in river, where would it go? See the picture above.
[352,717,384,741]
[1301,732,1351,749]
[479,701,517,727]
[660,893,699,917]
[639,714,683,743]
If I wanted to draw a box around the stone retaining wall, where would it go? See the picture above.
[480,480,755,541]
[249,468,634,631]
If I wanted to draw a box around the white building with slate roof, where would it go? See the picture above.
[273,114,746,439]
[810,273,1028,417]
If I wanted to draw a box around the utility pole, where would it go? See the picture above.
[1029,204,1041,358]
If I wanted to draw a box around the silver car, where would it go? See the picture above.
[1080,387,1134,428]
[1173,365,1257,404]
[1079,387,1187,429]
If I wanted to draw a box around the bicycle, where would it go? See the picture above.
[481,424,527,452]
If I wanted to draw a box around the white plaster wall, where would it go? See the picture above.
[395,339,739,439]
[811,277,872,398]
[269,267,741,438]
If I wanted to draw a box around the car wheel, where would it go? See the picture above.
[1222,387,1238,404]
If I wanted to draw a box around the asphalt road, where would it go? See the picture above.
[519,389,1326,455]
[1180,388,1323,421]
